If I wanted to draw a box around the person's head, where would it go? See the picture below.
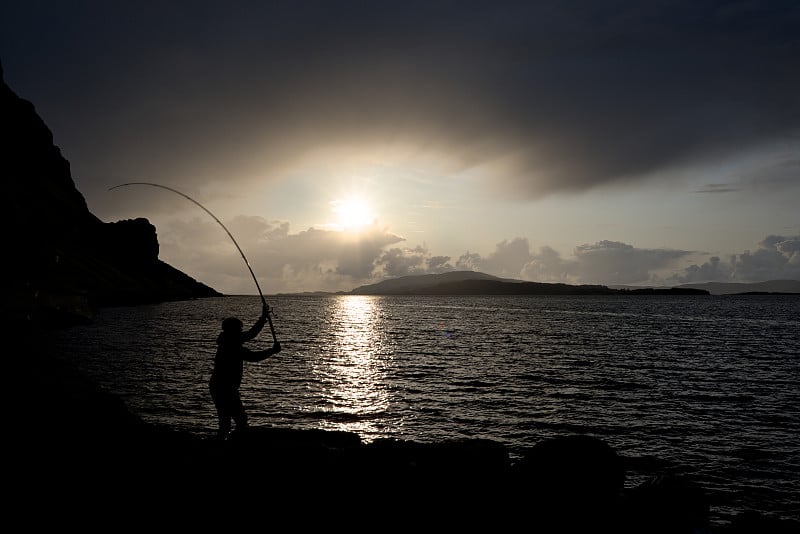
[222,317,243,333]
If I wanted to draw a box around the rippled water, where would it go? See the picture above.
[51,294,800,524]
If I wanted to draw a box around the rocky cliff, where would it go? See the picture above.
[2,62,221,327]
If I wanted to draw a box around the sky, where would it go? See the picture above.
[2,1,799,294]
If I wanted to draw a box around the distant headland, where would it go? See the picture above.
[275,271,800,297]
[348,271,710,296]
[2,63,221,328]
[268,271,710,296]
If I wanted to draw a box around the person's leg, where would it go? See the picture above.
[231,390,248,431]
[211,382,233,439]
[216,404,232,439]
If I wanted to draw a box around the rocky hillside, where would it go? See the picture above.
[2,62,220,327]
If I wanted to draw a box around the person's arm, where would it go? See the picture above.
[241,342,282,362]
[241,304,269,342]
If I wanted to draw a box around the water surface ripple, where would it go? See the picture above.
[52,294,800,524]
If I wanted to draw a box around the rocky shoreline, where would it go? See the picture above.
[10,324,797,533]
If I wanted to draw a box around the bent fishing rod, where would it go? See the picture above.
[108,182,278,343]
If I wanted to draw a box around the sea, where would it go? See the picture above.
[50,294,799,526]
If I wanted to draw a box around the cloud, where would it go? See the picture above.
[460,238,692,285]
[160,216,405,293]
[730,235,800,282]
[570,241,692,284]
[521,246,576,283]
[738,157,800,190]
[158,212,798,292]
[674,234,800,283]
[675,256,729,284]
[461,235,800,286]
[374,247,426,278]
[5,0,798,205]
[373,246,458,278]
[457,238,534,279]
[427,255,454,273]
[450,234,800,287]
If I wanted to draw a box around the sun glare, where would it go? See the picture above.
[331,196,374,230]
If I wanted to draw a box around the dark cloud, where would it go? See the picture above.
[739,157,800,190]
[693,184,740,194]
[3,1,798,202]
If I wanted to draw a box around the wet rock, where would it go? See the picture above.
[623,474,710,534]
[508,434,626,528]
[715,511,800,534]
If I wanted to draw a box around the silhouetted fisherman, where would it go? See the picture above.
[210,303,281,440]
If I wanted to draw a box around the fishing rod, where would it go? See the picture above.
[108,182,278,343]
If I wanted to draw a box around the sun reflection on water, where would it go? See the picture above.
[311,295,391,439]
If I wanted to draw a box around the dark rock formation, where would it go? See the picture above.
[507,434,627,529]
[623,474,711,533]
[2,61,221,328]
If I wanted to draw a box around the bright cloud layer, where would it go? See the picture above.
[158,214,800,294]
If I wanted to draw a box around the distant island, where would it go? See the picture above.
[346,271,710,296]
[675,280,800,295]
[272,271,800,297]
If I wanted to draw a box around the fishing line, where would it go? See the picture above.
[108,181,278,342]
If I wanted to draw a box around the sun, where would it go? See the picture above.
[331,196,375,231]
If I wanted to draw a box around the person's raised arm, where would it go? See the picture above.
[242,303,269,342]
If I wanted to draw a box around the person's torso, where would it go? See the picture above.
[212,336,244,387]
